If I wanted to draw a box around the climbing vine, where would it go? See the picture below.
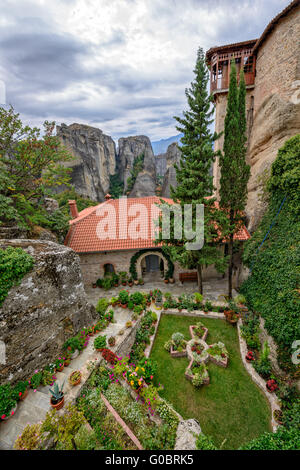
[241,135,300,372]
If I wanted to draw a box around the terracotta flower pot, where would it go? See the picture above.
[56,365,64,372]
[50,396,64,410]
[20,389,29,401]
[69,373,81,387]
[164,279,169,284]
[121,303,128,308]
[1,403,18,421]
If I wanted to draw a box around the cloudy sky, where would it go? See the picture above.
[0,0,288,141]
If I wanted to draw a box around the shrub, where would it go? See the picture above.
[133,304,144,315]
[196,433,217,450]
[118,290,129,305]
[94,335,107,350]
[171,332,184,346]
[0,384,17,419]
[0,247,34,306]
[240,427,300,450]
[96,298,109,318]
[14,423,42,450]
[130,291,144,305]
[253,341,272,378]
[101,349,117,365]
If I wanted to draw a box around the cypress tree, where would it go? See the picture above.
[158,47,227,293]
[219,62,250,298]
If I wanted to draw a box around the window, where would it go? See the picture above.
[104,263,115,275]
[244,56,254,73]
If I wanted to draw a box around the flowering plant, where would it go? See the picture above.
[246,351,255,361]
[101,348,118,365]
[266,379,278,393]
[0,384,17,419]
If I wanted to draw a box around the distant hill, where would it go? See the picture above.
[151,134,183,155]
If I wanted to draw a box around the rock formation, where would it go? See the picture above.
[56,123,117,201]
[0,239,97,384]
[117,135,157,197]
[161,142,182,198]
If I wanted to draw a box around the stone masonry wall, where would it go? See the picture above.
[212,5,300,231]
[79,250,224,286]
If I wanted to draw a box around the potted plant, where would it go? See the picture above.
[112,273,119,287]
[118,289,129,307]
[54,358,65,372]
[164,277,169,284]
[133,277,139,285]
[110,296,118,307]
[0,384,18,421]
[49,381,65,410]
[108,336,116,347]
[96,278,103,288]
[245,351,255,363]
[68,371,82,387]
[138,278,144,285]
[64,354,71,367]
[13,381,29,401]
[169,277,175,284]
[94,335,107,351]
[119,271,128,286]
[128,278,133,287]
[126,321,133,328]
[266,379,279,393]
[92,282,97,288]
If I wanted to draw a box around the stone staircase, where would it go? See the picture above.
[0,307,132,449]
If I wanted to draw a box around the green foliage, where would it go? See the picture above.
[0,246,34,306]
[118,289,129,305]
[49,381,64,402]
[240,313,261,350]
[0,384,17,418]
[0,106,73,230]
[55,187,98,215]
[253,341,271,379]
[241,135,300,371]
[41,403,86,450]
[109,174,124,199]
[126,153,144,193]
[219,64,250,298]
[158,47,226,293]
[129,249,174,281]
[14,423,42,450]
[94,335,107,350]
[240,426,300,450]
[196,433,218,450]
[130,291,144,305]
[96,298,109,318]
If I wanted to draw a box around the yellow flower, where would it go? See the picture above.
[130,381,134,386]
[138,381,141,386]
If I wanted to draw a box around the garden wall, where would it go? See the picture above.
[0,239,97,385]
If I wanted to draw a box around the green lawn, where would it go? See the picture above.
[151,314,271,450]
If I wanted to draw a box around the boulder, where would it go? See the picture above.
[117,135,157,196]
[56,123,117,202]
[0,239,97,384]
[174,418,201,450]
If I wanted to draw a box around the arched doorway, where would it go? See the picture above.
[136,250,168,281]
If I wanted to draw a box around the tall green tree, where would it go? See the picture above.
[158,47,227,293]
[0,106,72,236]
[219,63,251,298]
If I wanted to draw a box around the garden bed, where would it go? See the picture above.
[150,314,272,450]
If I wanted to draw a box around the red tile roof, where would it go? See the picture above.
[65,196,250,253]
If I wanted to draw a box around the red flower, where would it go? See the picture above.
[19,392,22,397]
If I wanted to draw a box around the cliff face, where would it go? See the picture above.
[0,239,97,384]
[117,135,157,197]
[161,142,182,198]
[56,123,117,201]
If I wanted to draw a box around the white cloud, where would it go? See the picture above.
[0,0,288,141]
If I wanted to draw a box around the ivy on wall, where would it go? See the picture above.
[129,248,174,280]
[241,135,300,372]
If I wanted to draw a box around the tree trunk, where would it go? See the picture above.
[228,210,234,299]
[197,264,203,295]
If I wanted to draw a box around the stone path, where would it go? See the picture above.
[85,278,236,305]
[0,307,132,450]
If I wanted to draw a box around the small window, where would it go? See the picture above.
[104,263,115,275]
[244,56,254,73]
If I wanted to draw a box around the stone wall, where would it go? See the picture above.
[79,249,224,286]
[246,6,300,231]
[0,239,97,385]
[212,5,300,231]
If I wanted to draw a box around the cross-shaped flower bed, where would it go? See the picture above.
[165,322,229,388]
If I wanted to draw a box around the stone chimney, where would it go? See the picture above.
[105,193,112,201]
[69,200,79,219]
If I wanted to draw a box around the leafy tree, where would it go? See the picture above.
[126,153,144,193]
[219,64,250,298]
[157,47,227,293]
[109,174,124,199]
[0,106,72,231]
[55,187,98,215]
